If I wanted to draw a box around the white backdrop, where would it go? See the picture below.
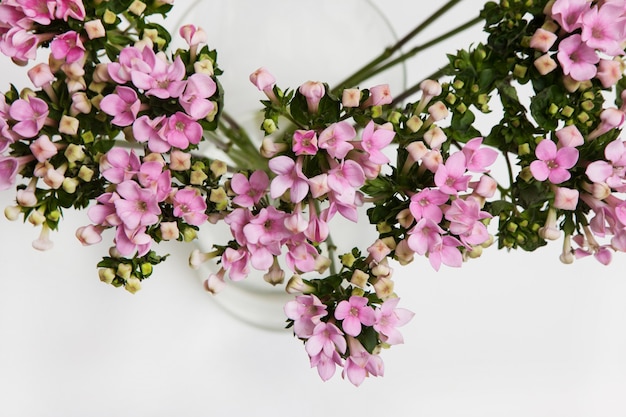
[1,2,626,416]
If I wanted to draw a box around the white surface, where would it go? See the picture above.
[1,2,626,416]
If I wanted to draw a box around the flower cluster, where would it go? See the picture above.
[0,0,625,385]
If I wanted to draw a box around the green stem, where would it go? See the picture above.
[341,15,483,91]
[332,0,470,92]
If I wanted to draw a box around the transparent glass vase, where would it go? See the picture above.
[170,0,406,330]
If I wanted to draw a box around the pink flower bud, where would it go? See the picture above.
[299,81,325,113]
[362,84,392,107]
[530,28,557,52]
[250,67,276,91]
[179,24,207,46]
[27,63,55,87]
[84,19,106,39]
[342,88,361,107]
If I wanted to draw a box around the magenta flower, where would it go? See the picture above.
[360,121,395,164]
[530,139,578,184]
[334,295,376,337]
[108,46,154,84]
[172,188,208,226]
[113,180,161,230]
[99,86,141,127]
[230,170,269,208]
[373,298,414,346]
[269,155,309,203]
[114,224,152,257]
[9,96,49,138]
[0,28,39,65]
[164,112,202,149]
[18,0,55,25]
[292,129,318,156]
[318,121,356,159]
[132,115,170,153]
[556,34,599,81]
[55,0,86,21]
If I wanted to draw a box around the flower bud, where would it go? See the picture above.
[117,263,132,281]
[84,19,106,40]
[124,277,142,294]
[285,274,315,294]
[98,268,116,284]
[4,205,21,221]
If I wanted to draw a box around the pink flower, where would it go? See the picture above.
[427,235,464,271]
[444,196,491,246]
[580,4,625,56]
[530,140,578,184]
[555,125,584,148]
[334,295,376,337]
[326,159,365,206]
[113,180,161,230]
[179,24,207,46]
[9,96,48,138]
[243,206,289,247]
[285,240,318,273]
[342,337,384,386]
[434,151,471,195]
[305,321,347,357]
[115,224,152,257]
[133,115,169,153]
[0,28,39,65]
[50,30,85,64]
[461,137,498,173]
[409,188,448,223]
[556,34,599,81]
[586,139,626,190]
[221,247,250,281]
[55,0,86,21]
[318,121,356,159]
[292,129,318,156]
[164,112,202,149]
[269,155,309,203]
[100,86,141,127]
[107,46,154,84]
[100,148,140,184]
[172,188,208,226]
[179,73,216,120]
[553,186,579,210]
[230,170,269,208]
[551,0,589,32]
[283,294,328,338]
[362,84,392,107]
[18,0,55,25]
[374,298,414,345]
[360,121,395,164]
[0,155,19,190]
[407,218,444,256]
[131,53,186,99]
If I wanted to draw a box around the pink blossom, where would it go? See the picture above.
[17,0,55,25]
[342,337,384,386]
[0,155,19,189]
[551,0,589,32]
[0,27,39,64]
[133,115,169,153]
[530,140,578,184]
[113,180,161,230]
[172,188,208,226]
[529,28,558,52]
[107,46,154,84]
[444,196,491,246]
[9,96,48,138]
[269,155,309,203]
[596,59,623,88]
[588,108,625,141]
[586,139,626,190]
[326,159,365,206]
[131,53,186,99]
[461,137,498,173]
[100,148,141,184]
[305,321,347,358]
[556,34,599,81]
[553,186,579,210]
[434,151,471,195]
[334,295,376,337]
[374,298,414,345]
[580,4,625,56]
[179,73,216,120]
[221,247,250,281]
[230,170,269,208]
[50,30,85,64]
[100,86,141,127]
[409,188,448,223]
[243,206,289,246]
[292,129,318,156]
[407,218,444,256]
[318,121,356,159]
[304,210,329,243]
[115,224,152,257]
[27,63,54,87]
[55,0,86,21]
[309,350,343,382]
[249,67,277,102]
[428,235,464,271]
[360,121,395,164]
[285,240,318,273]
[284,294,328,338]
[164,112,202,149]
[555,125,584,148]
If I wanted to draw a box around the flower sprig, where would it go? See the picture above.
[1,0,625,385]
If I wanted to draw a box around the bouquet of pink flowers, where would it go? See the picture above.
[0,0,624,385]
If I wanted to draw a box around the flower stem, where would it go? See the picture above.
[332,0,472,92]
